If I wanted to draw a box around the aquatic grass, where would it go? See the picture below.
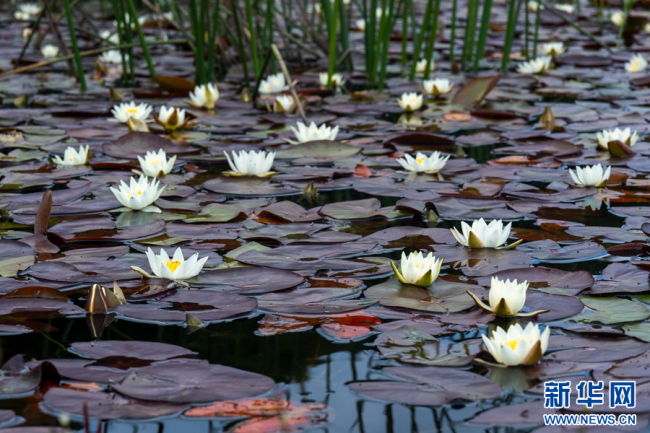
[473,0,493,71]
[501,0,520,72]
[230,0,251,89]
[326,0,341,87]
[408,0,433,80]
[533,0,541,57]
[207,0,222,81]
[62,0,86,91]
[245,0,260,78]
[126,0,156,77]
[377,0,397,87]
[462,0,479,70]
[421,0,440,80]
[449,0,458,63]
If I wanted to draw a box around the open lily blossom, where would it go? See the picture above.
[224,150,276,177]
[451,218,521,249]
[22,28,32,39]
[416,59,435,74]
[540,42,566,56]
[397,92,424,112]
[516,55,551,74]
[289,121,339,144]
[527,0,542,11]
[19,3,41,15]
[391,251,443,287]
[188,83,219,109]
[99,30,120,44]
[569,164,611,187]
[98,50,126,64]
[259,72,289,94]
[554,3,574,13]
[468,277,549,317]
[396,151,450,174]
[52,144,89,166]
[273,95,295,113]
[111,101,153,123]
[110,175,165,212]
[596,127,639,150]
[144,247,208,280]
[137,149,176,177]
[482,323,551,367]
[625,54,648,72]
[355,18,366,30]
[15,11,30,20]
[319,72,345,88]
[153,105,187,131]
[611,10,624,26]
[423,78,454,96]
[41,44,59,58]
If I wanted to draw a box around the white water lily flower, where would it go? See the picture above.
[98,50,126,64]
[52,144,89,166]
[423,78,454,96]
[517,55,552,74]
[274,95,295,113]
[596,127,639,150]
[391,251,443,287]
[259,72,289,95]
[145,247,208,280]
[355,19,366,31]
[540,42,566,56]
[611,10,624,26]
[625,54,648,72]
[528,0,542,11]
[289,121,339,144]
[111,101,153,123]
[397,92,424,112]
[224,150,276,177]
[645,22,650,34]
[41,44,59,58]
[19,3,41,15]
[153,105,187,131]
[319,72,345,88]
[99,30,120,44]
[15,11,30,20]
[22,28,32,39]
[416,59,435,74]
[468,277,547,317]
[482,323,551,366]
[451,218,520,249]
[396,151,450,174]
[569,164,611,187]
[110,175,165,212]
[188,83,219,109]
[137,149,176,177]
[554,4,574,13]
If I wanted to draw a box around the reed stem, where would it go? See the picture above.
[62,0,86,90]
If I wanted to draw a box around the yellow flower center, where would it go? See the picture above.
[504,339,519,350]
[163,260,181,273]
[136,190,142,195]
[416,157,425,164]
[69,157,74,162]
[150,159,160,165]
[127,108,138,114]
[415,263,420,268]
[630,60,643,72]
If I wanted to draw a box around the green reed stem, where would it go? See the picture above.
[462,0,479,69]
[367,0,378,83]
[245,0,260,78]
[189,0,204,83]
[449,0,457,62]
[339,0,351,71]
[230,0,250,89]
[62,0,86,91]
[378,0,397,87]
[126,0,156,77]
[208,0,221,81]
[533,1,541,57]
[422,0,440,79]
[616,0,631,51]
[400,0,408,66]
[327,0,341,87]
[501,0,519,71]
[473,0,493,71]
[524,0,529,59]
[408,0,433,80]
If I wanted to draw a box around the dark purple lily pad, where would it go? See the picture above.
[189,267,305,293]
[111,359,275,403]
[349,365,501,406]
